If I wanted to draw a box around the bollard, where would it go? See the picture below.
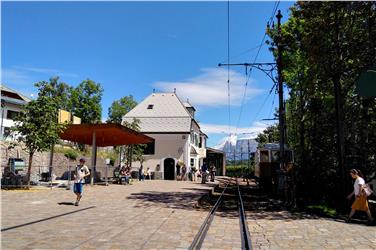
[67,165,71,190]
[105,164,108,186]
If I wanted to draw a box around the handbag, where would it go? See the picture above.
[362,184,373,197]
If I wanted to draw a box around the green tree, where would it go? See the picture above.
[267,2,376,206]
[107,95,137,124]
[255,125,279,148]
[13,82,66,187]
[71,79,103,124]
[35,77,72,111]
[123,118,146,166]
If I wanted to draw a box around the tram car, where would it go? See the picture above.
[255,143,294,191]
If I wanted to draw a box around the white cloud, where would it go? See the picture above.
[200,120,276,138]
[14,66,79,78]
[153,68,264,107]
[1,68,32,85]
[1,66,79,87]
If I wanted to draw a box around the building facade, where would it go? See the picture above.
[1,85,31,140]
[123,92,207,180]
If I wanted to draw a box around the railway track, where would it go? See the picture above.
[189,177,252,250]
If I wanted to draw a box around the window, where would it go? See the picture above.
[7,110,20,120]
[260,150,269,163]
[143,142,155,155]
[271,150,279,163]
[3,127,10,138]
[199,137,203,148]
[147,104,154,109]
[190,158,195,167]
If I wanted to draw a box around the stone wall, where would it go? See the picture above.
[0,141,109,179]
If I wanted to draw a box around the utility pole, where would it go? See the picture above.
[247,139,251,174]
[276,10,285,170]
[218,10,285,171]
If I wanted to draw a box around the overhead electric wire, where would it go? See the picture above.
[267,90,277,120]
[227,0,231,137]
[218,45,262,65]
[225,0,280,161]
[235,0,279,134]
[252,83,277,123]
[268,0,280,25]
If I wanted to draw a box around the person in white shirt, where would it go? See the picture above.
[73,158,90,206]
[346,169,373,225]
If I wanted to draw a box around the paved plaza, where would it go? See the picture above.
[2,179,376,250]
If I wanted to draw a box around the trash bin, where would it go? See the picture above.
[153,171,162,180]
[131,170,139,179]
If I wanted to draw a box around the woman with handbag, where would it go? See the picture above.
[346,169,373,225]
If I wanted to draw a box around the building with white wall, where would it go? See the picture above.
[1,85,31,140]
[123,92,207,180]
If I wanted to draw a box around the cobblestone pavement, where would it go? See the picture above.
[2,180,215,250]
[247,209,376,250]
[2,179,376,250]
[200,210,242,250]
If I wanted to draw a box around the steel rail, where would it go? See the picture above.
[189,180,231,250]
[237,179,253,250]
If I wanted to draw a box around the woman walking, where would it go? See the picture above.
[346,169,373,225]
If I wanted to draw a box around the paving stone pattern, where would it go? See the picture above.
[247,207,376,250]
[2,179,376,250]
[2,181,213,250]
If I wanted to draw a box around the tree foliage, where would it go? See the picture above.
[13,78,67,186]
[35,77,72,111]
[264,2,376,206]
[123,118,146,166]
[107,95,137,124]
[255,125,280,148]
[71,79,103,124]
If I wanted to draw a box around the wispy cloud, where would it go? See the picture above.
[1,68,32,85]
[200,120,276,138]
[153,68,264,107]
[167,34,177,39]
[14,66,79,78]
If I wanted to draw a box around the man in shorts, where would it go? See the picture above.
[73,158,90,206]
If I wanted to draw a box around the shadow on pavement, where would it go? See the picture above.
[57,202,75,206]
[1,206,96,232]
[127,191,203,210]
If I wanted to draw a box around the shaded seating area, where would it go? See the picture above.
[59,123,154,185]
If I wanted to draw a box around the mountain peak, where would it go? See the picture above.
[213,134,258,160]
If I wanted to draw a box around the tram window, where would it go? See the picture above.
[285,151,293,163]
[260,150,269,162]
[271,150,280,162]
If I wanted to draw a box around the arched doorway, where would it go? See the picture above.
[164,158,175,180]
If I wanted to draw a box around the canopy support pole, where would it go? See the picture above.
[90,131,96,186]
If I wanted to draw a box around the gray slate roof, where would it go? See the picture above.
[1,84,31,102]
[123,93,193,133]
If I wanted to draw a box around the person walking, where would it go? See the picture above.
[139,165,145,181]
[201,163,208,184]
[346,169,373,225]
[181,164,187,181]
[73,158,90,206]
[191,166,197,182]
[176,162,181,181]
[145,167,151,180]
[209,163,216,182]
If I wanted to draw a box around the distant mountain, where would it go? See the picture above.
[213,134,258,160]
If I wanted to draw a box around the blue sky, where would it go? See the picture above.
[1,1,293,147]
